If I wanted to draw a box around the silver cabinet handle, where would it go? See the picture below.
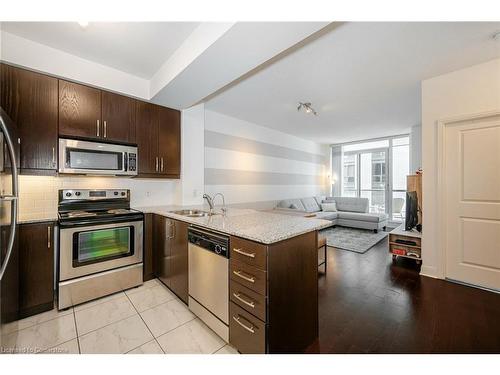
[155,157,159,172]
[52,146,56,167]
[233,270,255,283]
[233,316,255,334]
[160,157,164,172]
[97,120,100,137]
[47,226,51,249]
[233,292,255,308]
[103,120,107,138]
[233,248,256,258]
[167,221,175,239]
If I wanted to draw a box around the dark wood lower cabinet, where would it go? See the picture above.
[143,213,155,282]
[0,222,19,323]
[151,214,188,304]
[229,231,319,354]
[18,222,55,318]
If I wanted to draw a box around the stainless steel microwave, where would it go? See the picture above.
[58,138,138,176]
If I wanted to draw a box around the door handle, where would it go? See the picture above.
[47,226,51,249]
[0,195,18,201]
[160,157,164,172]
[52,146,56,167]
[232,315,255,334]
[233,292,255,308]
[233,270,255,283]
[97,120,100,137]
[155,157,159,172]
[103,121,107,138]
[233,248,256,258]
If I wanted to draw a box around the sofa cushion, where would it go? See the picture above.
[337,211,388,223]
[333,197,369,213]
[315,211,338,220]
[277,199,305,211]
[314,196,326,206]
[301,197,321,213]
[321,202,337,212]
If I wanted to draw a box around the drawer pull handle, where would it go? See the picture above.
[233,292,255,308]
[233,248,255,258]
[233,270,255,283]
[233,315,255,334]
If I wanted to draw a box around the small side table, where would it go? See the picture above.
[389,224,422,265]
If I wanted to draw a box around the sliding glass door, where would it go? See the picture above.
[339,136,410,220]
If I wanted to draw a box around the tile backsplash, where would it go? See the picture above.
[18,175,180,221]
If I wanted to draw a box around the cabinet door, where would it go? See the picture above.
[170,220,188,303]
[143,213,155,281]
[0,219,19,323]
[158,107,181,177]
[19,222,54,317]
[154,214,171,287]
[59,80,101,139]
[1,64,58,172]
[101,91,136,143]
[136,101,159,174]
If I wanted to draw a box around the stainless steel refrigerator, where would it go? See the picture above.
[0,107,19,350]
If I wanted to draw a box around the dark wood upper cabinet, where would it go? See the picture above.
[59,80,101,139]
[101,91,136,143]
[158,106,181,177]
[0,64,58,173]
[136,102,180,178]
[18,222,55,318]
[136,101,159,174]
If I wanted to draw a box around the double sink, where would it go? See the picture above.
[169,209,217,218]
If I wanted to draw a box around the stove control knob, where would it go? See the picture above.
[114,191,119,196]
[65,192,72,197]
[215,244,222,254]
[121,192,126,196]
[75,192,81,196]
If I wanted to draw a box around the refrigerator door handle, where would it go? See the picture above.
[0,112,19,281]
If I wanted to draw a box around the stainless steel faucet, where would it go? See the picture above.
[203,193,226,215]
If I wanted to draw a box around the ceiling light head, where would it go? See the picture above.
[493,31,500,42]
[297,102,318,116]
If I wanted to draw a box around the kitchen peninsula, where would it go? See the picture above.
[138,206,331,354]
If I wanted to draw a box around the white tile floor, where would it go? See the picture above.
[1,279,238,354]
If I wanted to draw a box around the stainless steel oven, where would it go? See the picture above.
[57,189,143,309]
[58,138,137,176]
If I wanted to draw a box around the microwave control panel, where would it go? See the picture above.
[128,153,137,172]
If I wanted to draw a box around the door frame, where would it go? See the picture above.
[436,110,500,280]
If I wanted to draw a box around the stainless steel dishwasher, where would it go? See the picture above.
[188,227,229,342]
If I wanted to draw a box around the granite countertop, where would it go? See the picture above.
[17,214,58,225]
[134,205,332,244]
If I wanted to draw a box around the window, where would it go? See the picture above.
[336,135,410,221]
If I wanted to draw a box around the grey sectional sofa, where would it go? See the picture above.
[275,196,388,232]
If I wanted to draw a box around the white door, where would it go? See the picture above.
[444,117,500,291]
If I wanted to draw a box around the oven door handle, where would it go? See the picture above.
[59,215,144,227]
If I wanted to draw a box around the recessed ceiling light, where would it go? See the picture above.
[77,21,89,28]
[297,102,318,116]
[492,31,500,42]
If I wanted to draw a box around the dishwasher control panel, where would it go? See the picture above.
[188,227,229,258]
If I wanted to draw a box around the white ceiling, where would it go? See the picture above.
[1,22,200,79]
[204,22,500,144]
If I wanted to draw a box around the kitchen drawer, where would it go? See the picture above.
[230,259,267,296]
[231,236,267,270]
[230,302,266,354]
[230,280,267,321]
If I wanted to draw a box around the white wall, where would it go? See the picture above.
[421,58,500,278]
[178,104,205,205]
[204,110,329,207]
[410,124,422,173]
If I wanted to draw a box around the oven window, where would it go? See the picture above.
[73,226,134,266]
[67,148,123,171]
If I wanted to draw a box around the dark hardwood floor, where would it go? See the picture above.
[306,237,500,353]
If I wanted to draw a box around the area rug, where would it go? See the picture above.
[320,226,388,254]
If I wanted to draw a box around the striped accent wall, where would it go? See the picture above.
[204,110,328,206]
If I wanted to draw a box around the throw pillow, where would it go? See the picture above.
[321,202,337,212]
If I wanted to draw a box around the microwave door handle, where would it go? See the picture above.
[124,152,128,172]
[0,113,19,281]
